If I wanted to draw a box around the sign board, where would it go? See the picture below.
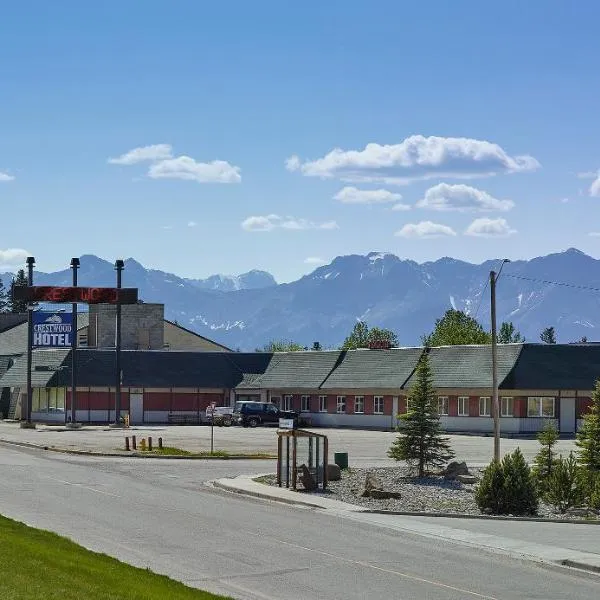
[33,311,73,347]
[13,286,138,305]
[279,418,295,430]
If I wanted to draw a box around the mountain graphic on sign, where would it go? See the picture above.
[44,314,63,324]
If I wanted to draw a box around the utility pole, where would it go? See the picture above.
[114,259,124,426]
[490,269,500,462]
[22,256,35,428]
[69,257,80,426]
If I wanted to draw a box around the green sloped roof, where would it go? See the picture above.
[403,344,523,390]
[0,349,71,388]
[320,347,424,390]
[502,343,600,390]
[247,351,344,389]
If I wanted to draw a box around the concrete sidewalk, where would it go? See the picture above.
[213,474,600,576]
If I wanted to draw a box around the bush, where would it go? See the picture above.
[583,472,600,511]
[475,448,538,516]
[544,453,585,514]
[531,421,559,494]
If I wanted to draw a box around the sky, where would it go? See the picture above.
[2,1,600,283]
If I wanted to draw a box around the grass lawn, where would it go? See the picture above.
[0,514,232,600]
[118,445,275,458]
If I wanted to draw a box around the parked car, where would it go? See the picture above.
[233,401,298,428]
[203,406,234,426]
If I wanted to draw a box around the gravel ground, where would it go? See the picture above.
[259,467,600,521]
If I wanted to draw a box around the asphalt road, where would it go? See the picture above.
[0,443,598,600]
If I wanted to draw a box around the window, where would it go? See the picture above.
[301,395,311,412]
[527,397,555,417]
[32,388,65,413]
[479,397,491,417]
[438,396,449,416]
[319,395,328,412]
[283,395,293,411]
[336,395,346,414]
[458,396,469,416]
[374,396,384,415]
[501,397,514,417]
[354,396,364,414]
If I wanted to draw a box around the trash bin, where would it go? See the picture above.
[334,452,348,470]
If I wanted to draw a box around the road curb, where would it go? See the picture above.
[0,438,276,460]
[561,559,600,574]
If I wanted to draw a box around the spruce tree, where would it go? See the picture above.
[531,421,559,494]
[576,379,600,474]
[388,352,454,476]
[502,447,538,515]
[9,269,28,313]
[544,453,585,514]
[0,277,9,313]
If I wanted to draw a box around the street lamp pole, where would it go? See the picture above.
[24,257,35,427]
[490,259,510,463]
[70,258,80,426]
[114,259,124,425]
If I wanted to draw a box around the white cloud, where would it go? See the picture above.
[560,198,570,203]
[395,221,457,238]
[108,144,173,165]
[0,172,15,182]
[0,248,30,268]
[588,232,600,237]
[304,256,326,265]
[391,202,411,211]
[333,186,402,204]
[148,156,241,184]
[242,215,339,232]
[578,171,598,179]
[465,217,516,237]
[109,144,241,184]
[285,155,301,172]
[187,221,197,227]
[287,135,540,184]
[416,183,514,212]
[590,174,600,197]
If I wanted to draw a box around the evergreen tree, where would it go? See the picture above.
[497,321,525,344]
[422,309,491,346]
[502,448,539,516]
[388,352,454,476]
[0,277,9,313]
[475,460,505,514]
[544,453,585,514]
[531,421,559,494]
[540,326,557,344]
[9,269,28,313]
[576,379,600,474]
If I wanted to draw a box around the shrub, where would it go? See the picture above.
[576,379,600,473]
[475,449,538,516]
[584,472,600,511]
[531,421,559,494]
[544,453,585,514]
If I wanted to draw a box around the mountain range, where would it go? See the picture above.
[2,248,600,350]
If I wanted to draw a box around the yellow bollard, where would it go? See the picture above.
[124,414,130,428]
[140,438,147,452]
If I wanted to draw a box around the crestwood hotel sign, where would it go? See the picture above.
[33,312,73,347]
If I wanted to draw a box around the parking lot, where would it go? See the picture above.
[0,421,578,466]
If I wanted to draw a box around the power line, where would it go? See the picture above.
[504,273,600,293]
[473,259,507,319]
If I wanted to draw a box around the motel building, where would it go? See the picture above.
[0,304,597,434]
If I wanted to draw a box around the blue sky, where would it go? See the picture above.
[1,1,600,283]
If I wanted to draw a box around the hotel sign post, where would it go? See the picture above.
[13,278,138,428]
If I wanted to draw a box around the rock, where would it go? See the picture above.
[369,489,402,500]
[298,464,317,491]
[443,461,470,480]
[456,475,479,484]
[566,507,596,518]
[327,463,341,482]
[360,473,383,497]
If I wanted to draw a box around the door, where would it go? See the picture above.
[560,397,576,433]
[130,393,144,425]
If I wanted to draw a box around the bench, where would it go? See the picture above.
[167,414,202,425]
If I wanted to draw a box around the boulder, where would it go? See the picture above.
[360,473,383,497]
[456,474,478,485]
[443,461,471,480]
[298,464,317,491]
[327,463,341,482]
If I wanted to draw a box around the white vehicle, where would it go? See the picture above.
[203,405,234,426]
